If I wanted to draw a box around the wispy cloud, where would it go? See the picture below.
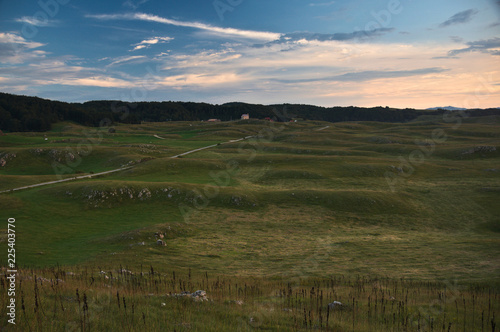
[279,28,394,43]
[450,36,464,43]
[87,13,281,41]
[131,36,173,51]
[106,55,147,66]
[330,67,448,81]
[448,37,500,56]
[439,9,478,28]
[276,68,448,83]
[15,16,59,27]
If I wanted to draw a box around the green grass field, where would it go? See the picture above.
[1,117,499,330]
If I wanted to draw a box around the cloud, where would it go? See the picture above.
[60,76,134,88]
[448,37,500,56]
[0,32,46,64]
[106,55,147,66]
[15,16,58,27]
[0,32,44,49]
[131,36,173,51]
[153,38,455,95]
[439,9,478,28]
[279,28,394,43]
[87,13,281,41]
[250,28,394,49]
[0,56,136,92]
[332,68,448,81]
[450,36,464,43]
[276,68,448,84]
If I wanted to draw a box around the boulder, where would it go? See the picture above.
[328,301,348,310]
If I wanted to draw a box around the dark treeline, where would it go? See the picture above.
[0,92,499,132]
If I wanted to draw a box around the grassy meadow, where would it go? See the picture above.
[0,115,499,330]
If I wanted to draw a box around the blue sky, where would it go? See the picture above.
[0,0,499,108]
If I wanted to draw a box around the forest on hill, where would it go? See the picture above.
[1,92,499,132]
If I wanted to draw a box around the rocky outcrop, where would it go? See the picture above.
[29,148,81,162]
[71,187,184,208]
[0,153,16,167]
[65,185,257,210]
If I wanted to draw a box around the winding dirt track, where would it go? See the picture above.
[0,136,249,194]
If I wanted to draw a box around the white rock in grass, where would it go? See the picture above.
[328,301,344,309]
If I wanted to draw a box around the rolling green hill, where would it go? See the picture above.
[0,116,499,330]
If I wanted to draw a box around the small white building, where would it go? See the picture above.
[241,114,250,120]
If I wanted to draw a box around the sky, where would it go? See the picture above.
[0,0,499,109]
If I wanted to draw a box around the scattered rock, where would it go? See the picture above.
[231,196,242,205]
[389,165,404,173]
[31,148,44,155]
[192,290,208,301]
[47,149,78,162]
[462,146,497,155]
[138,188,152,200]
[37,277,64,284]
[117,268,133,275]
[167,290,209,302]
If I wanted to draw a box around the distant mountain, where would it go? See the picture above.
[427,106,468,111]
